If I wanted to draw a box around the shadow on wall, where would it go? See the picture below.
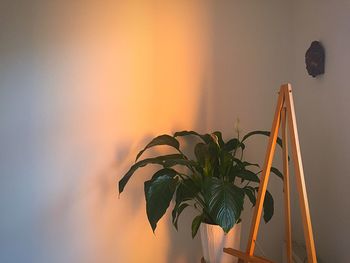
[80,1,212,263]
[80,78,208,263]
[0,0,297,263]
[165,79,210,263]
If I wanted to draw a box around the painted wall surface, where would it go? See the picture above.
[0,0,347,262]
[290,1,350,262]
[207,2,350,262]
[208,1,292,262]
[0,1,210,262]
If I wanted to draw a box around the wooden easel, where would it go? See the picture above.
[223,84,317,263]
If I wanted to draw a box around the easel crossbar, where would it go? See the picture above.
[223,248,275,263]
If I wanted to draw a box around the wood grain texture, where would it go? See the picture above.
[223,248,275,263]
[282,106,292,263]
[284,84,317,262]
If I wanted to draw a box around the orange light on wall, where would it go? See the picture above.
[38,1,211,262]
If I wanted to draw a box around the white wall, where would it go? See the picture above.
[290,1,350,262]
[207,1,292,261]
[208,2,350,262]
[0,1,211,262]
[1,1,347,262]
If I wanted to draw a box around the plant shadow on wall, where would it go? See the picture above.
[119,127,285,262]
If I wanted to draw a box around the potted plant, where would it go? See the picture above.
[118,129,283,263]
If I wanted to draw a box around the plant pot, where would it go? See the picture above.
[200,223,241,263]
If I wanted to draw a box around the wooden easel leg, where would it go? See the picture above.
[224,84,317,263]
[284,84,317,263]
[281,107,292,263]
[244,87,286,260]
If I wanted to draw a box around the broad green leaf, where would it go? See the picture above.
[144,172,178,232]
[174,179,200,207]
[224,138,245,151]
[271,166,284,180]
[191,214,203,238]
[212,131,225,146]
[151,168,177,179]
[251,187,274,223]
[205,178,244,233]
[201,210,216,225]
[236,169,260,183]
[244,187,256,207]
[208,141,220,158]
[262,190,274,223]
[219,151,233,177]
[227,166,240,182]
[171,179,200,229]
[119,154,184,194]
[174,130,212,144]
[194,142,219,177]
[194,143,207,165]
[253,187,274,222]
[136,135,180,161]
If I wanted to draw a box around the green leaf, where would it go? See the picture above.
[194,143,207,165]
[271,166,284,180]
[242,130,283,149]
[227,166,239,182]
[119,154,184,194]
[236,169,260,183]
[242,161,260,168]
[212,131,225,146]
[194,142,218,166]
[191,214,203,238]
[244,187,256,207]
[152,168,177,179]
[263,190,274,223]
[136,135,180,161]
[144,171,178,232]
[172,178,200,229]
[204,178,244,233]
[219,151,234,177]
[224,138,245,151]
[174,130,212,144]
[162,158,198,168]
[232,158,244,167]
[174,179,199,206]
[253,187,274,223]
[172,203,190,230]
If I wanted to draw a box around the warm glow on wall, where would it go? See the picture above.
[33,1,211,262]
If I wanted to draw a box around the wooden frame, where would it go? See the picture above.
[223,84,317,263]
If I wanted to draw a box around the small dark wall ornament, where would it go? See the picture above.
[305,41,325,78]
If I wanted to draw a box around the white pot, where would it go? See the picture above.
[200,223,241,263]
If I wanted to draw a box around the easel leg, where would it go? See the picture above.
[285,85,317,263]
[224,84,317,263]
[281,107,292,263]
[244,88,285,258]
